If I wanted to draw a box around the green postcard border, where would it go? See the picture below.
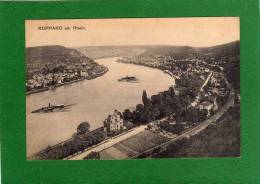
[0,0,260,184]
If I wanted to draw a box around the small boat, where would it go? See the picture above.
[118,75,138,82]
[31,103,72,113]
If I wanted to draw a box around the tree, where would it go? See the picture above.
[168,86,175,97]
[151,106,160,119]
[136,104,144,112]
[159,104,173,118]
[84,151,100,160]
[142,90,149,106]
[186,107,199,123]
[172,123,185,135]
[123,109,133,121]
[199,109,208,121]
[132,111,142,125]
[77,121,90,134]
[151,95,160,104]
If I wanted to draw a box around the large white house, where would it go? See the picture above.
[103,110,124,134]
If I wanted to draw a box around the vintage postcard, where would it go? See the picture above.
[26,18,240,160]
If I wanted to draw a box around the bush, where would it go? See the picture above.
[84,151,100,159]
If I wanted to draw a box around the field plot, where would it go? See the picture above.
[114,143,139,157]
[120,130,169,153]
[99,150,115,159]
[100,147,128,159]
[99,130,169,159]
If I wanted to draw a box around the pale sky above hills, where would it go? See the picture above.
[26,17,239,48]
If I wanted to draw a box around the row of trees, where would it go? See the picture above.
[224,55,240,91]
[122,85,208,126]
[123,87,179,125]
[38,122,106,159]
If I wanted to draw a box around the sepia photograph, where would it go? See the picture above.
[26,17,240,160]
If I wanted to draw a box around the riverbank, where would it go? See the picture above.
[26,67,108,95]
[116,59,184,82]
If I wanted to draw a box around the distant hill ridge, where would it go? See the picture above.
[74,41,240,59]
[26,41,239,63]
[75,46,147,59]
[26,45,90,64]
[141,41,240,58]
[195,41,240,56]
[26,45,98,79]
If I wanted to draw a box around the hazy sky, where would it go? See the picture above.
[26,17,239,48]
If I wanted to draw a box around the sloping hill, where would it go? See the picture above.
[140,45,196,58]
[140,41,240,58]
[26,45,92,64]
[196,41,240,58]
[26,45,96,78]
[75,41,239,60]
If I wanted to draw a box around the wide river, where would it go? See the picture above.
[26,57,174,156]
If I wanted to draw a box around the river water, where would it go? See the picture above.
[26,57,174,156]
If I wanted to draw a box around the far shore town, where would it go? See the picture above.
[28,41,240,160]
[26,47,107,95]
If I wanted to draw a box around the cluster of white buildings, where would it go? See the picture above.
[26,71,85,89]
[197,72,229,115]
[26,65,105,90]
[119,56,212,80]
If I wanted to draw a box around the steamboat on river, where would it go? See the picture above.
[31,103,74,113]
[118,75,138,82]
